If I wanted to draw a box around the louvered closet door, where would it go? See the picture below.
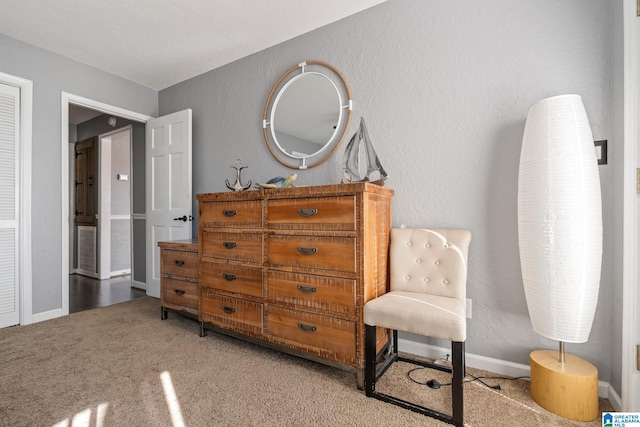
[0,83,19,328]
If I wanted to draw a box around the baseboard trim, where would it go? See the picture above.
[607,383,623,411]
[110,269,131,278]
[76,269,98,279]
[398,338,614,400]
[32,308,62,324]
[132,280,146,290]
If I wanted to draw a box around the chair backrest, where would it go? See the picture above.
[389,228,471,302]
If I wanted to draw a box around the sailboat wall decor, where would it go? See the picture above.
[342,117,388,185]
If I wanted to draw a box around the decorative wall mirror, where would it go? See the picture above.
[262,61,353,169]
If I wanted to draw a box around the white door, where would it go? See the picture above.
[98,127,132,279]
[0,83,20,328]
[99,132,112,280]
[145,109,192,298]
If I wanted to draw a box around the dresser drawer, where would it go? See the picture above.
[200,260,263,298]
[267,196,356,231]
[161,277,198,311]
[201,231,263,263]
[162,249,198,278]
[267,235,356,273]
[267,307,356,358]
[266,271,356,316]
[200,291,263,333]
[200,200,263,228]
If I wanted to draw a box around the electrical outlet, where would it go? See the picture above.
[466,299,472,319]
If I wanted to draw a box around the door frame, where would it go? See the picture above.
[622,0,639,411]
[0,72,32,326]
[61,92,152,316]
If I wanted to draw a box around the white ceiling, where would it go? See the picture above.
[0,0,388,90]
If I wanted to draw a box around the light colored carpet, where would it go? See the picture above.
[0,297,612,426]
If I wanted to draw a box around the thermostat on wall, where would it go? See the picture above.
[117,174,129,181]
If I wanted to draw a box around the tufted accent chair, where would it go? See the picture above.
[363,228,471,427]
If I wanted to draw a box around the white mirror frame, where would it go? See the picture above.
[262,61,352,169]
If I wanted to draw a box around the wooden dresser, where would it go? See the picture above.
[159,239,199,320]
[196,183,393,385]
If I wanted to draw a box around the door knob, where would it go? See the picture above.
[173,215,188,222]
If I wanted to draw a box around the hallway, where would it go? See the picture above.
[69,274,146,313]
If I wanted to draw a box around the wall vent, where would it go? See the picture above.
[77,226,97,277]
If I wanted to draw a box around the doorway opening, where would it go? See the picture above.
[63,94,152,314]
[69,108,141,312]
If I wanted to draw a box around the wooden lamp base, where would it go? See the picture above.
[529,350,599,421]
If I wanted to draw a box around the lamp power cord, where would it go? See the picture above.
[406,363,530,391]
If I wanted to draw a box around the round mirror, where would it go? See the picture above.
[262,61,352,169]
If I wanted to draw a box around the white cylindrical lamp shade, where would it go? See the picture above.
[518,94,602,343]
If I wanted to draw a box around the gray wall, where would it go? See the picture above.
[159,0,618,386]
[0,33,157,313]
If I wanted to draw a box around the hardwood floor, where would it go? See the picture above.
[69,274,146,314]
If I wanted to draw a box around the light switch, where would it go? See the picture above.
[117,174,129,181]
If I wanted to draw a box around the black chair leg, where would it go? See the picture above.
[363,324,465,427]
[452,341,465,427]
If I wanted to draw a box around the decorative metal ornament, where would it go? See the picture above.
[225,159,252,192]
[342,117,387,185]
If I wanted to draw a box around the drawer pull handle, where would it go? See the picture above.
[174,289,186,296]
[297,247,317,255]
[297,208,318,217]
[222,306,236,314]
[297,323,317,332]
[174,260,185,266]
[297,285,317,294]
[223,242,237,249]
[223,273,237,281]
[223,210,237,217]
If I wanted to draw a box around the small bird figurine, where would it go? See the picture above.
[255,173,297,189]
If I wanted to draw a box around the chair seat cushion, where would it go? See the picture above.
[364,291,466,342]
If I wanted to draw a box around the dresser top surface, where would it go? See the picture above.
[196,182,394,201]
[157,239,198,250]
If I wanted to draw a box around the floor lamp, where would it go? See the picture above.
[518,94,602,421]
